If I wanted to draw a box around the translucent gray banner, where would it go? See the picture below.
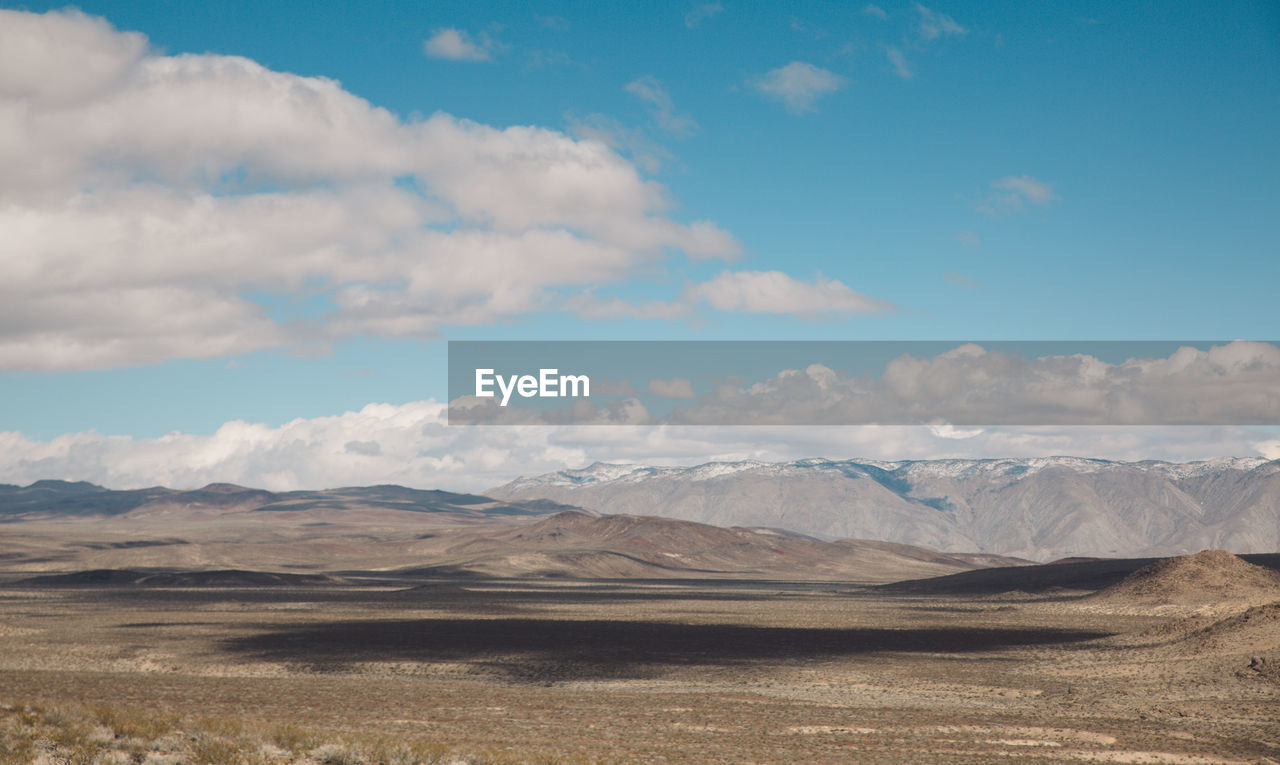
[447,340,1280,426]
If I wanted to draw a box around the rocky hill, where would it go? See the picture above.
[1090,549,1280,606]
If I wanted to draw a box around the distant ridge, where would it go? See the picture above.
[489,456,1280,560]
[21,569,337,587]
[381,510,1023,582]
[0,480,580,522]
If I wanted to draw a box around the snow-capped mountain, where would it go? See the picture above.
[489,457,1280,561]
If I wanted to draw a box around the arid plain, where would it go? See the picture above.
[1,483,1279,763]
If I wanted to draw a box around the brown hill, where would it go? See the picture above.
[880,552,1280,596]
[1090,550,1280,606]
[1169,602,1280,656]
[392,510,1020,582]
[0,508,1022,584]
[0,480,575,522]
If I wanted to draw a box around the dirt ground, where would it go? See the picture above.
[1,578,1277,763]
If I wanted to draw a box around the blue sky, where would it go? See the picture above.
[1,2,1278,489]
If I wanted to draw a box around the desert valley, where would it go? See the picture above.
[1,461,1279,763]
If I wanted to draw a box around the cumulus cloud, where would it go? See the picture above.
[450,342,1280,427]
[564,112,674,174]
[625,76,697,136]
[565,270,893,322]
[648,377,696,399]
[0,9,739,370]
[565,293,690,321]
[423,28,495,61]
[752,62,845,113]
[915,4,966,40]
[689,271,892,318]
[1,400,1275,493]
[684,3,723,28]
[665,341,1280,426]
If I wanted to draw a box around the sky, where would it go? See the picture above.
[1,1,1278,490]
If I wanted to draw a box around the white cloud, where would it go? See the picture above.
[565,112,674,174]
[684,3,723,28]
[565,293,690,321]
[648,378,696,399]
[689,271,892,318]
[886,46,913,79]
[566,268,894,323]
[0,9,739,370]
[993,175,1057,204]
[1,400,1275,493]
[862,5,889,21]
[752,62,845,113]
[625,76,697,136]
[915,4,967,40]
[423,28,494,61]
[976,175,1059,215]
[663,341,1280,427]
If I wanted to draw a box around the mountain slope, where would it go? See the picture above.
[487,457,1280,560]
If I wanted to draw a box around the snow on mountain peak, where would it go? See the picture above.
[503,455,1274,492]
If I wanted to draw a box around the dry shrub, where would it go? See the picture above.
[270,721,317,752]
[312,742,363,765]
[190,735,242,764]
[92,703,176,742]
[360,735,455,765]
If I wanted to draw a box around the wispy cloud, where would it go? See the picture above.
[564,112,673,174]
[625,76,697,136]
[943,271,982,289]
[535,14,571,31]
[862,4,889,20]
[690,270,891,318]
[915,3,967,40]
[684,2,723,28]
[752,61,846,114]
[994,175,1057,204]
[974,175,1059,216]
[954,230,981,248]
[886,45,913,79]
[566,270,891,322]
[423,27,496,61]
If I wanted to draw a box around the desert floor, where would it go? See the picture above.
[1,576,1278,763]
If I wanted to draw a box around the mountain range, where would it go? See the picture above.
[0,480,1023,582]
[0,479,573,522]
[487,456,1280,560]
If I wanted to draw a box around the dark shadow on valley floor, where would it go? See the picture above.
[221,617,1112,682]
